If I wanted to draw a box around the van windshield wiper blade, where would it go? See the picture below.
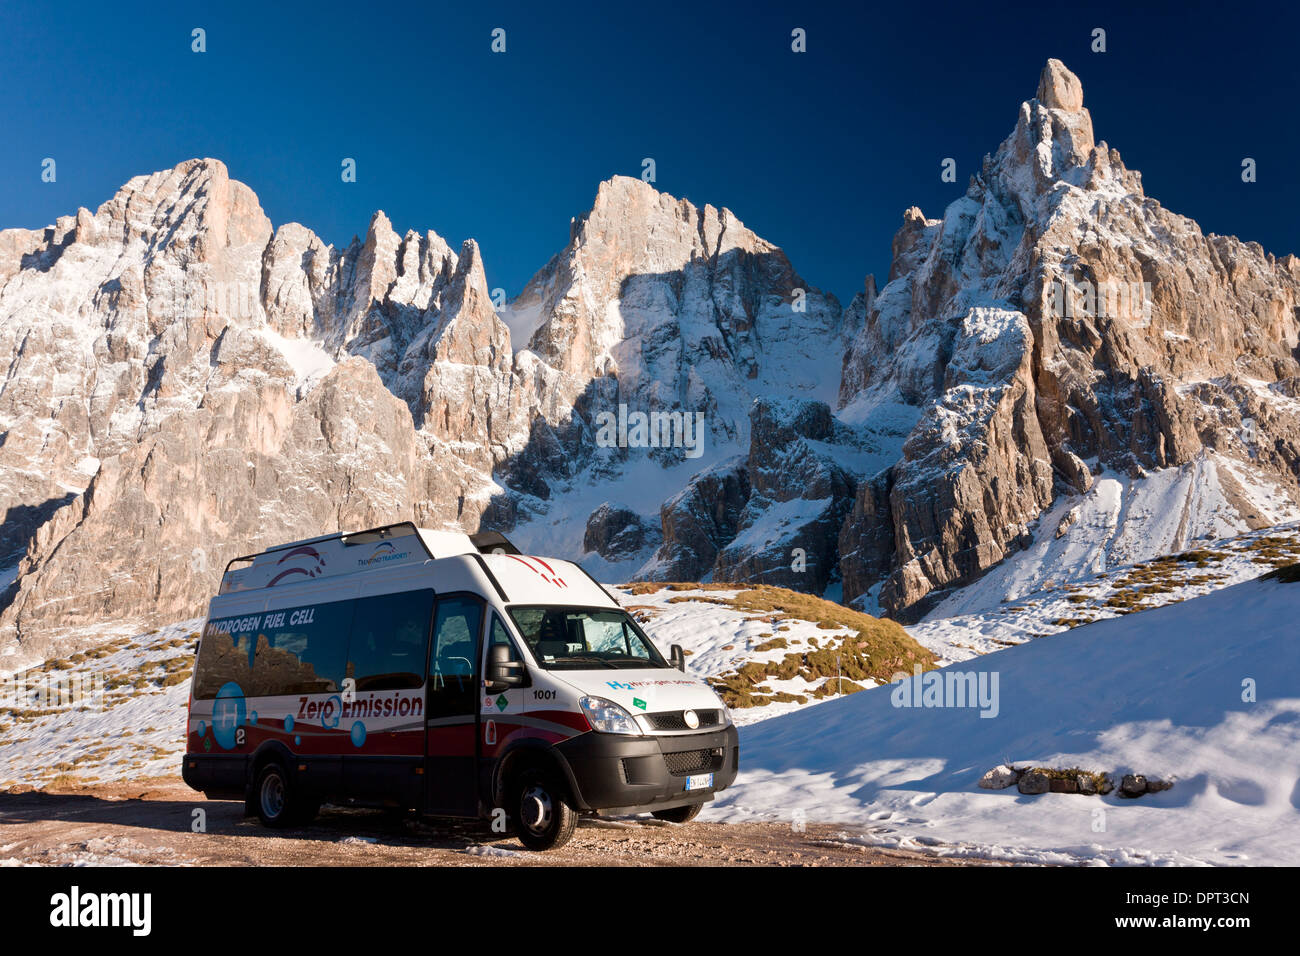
[547,655,615,667]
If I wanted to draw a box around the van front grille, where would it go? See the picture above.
[645,709,721,731]
[663,747,724,776]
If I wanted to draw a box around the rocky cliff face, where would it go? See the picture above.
[492,177,856,574]
[0,160,532,664]
[507,176,843,444]
[0,165,848,666]
[837,59,1300,617]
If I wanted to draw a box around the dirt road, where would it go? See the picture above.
[0,777,989,866]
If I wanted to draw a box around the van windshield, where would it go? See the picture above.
[508,606,670,669]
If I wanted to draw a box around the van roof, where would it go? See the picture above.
[218,523,515,593]
[216,523,617,609]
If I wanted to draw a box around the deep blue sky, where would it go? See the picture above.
[2,0,1296,302]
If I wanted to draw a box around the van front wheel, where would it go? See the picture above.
[651,802,703,824]
[512,769,577,851]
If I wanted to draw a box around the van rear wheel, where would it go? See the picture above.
[254,762,314,829]
[512,769,577,851]
[651,802,703,824]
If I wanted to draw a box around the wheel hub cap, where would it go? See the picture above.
[521,786,552,832]
[261,775,285,818]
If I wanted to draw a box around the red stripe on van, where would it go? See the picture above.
[530,709,591,733]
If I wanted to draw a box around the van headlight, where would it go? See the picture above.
[579,696,641,735]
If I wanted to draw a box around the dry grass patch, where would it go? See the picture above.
[1052,617,1093,629]
[622,581,742,596]
[666,584,939,708]
[812,678,865,698]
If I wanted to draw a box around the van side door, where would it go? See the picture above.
[340,588,434,808]
[425,593,485,816]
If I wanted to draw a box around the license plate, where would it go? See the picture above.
[684,773,714,791]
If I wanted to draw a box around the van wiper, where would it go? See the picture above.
[548,655,615,668]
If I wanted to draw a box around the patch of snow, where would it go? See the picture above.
[464,844,520,857]
[257,328,336,389]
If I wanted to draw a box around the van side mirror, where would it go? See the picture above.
[670,644,686,672]
[485,643,526,691]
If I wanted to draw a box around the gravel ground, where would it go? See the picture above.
[0,777,991,867]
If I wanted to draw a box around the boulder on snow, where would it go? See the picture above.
[1017,770,1051,795]
[978,765,1022,790]
[1119,774,1148,797]
[1077,774,1098,795]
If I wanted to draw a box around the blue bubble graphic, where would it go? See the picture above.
[294,735,302,746]
[284,713,295,733]
[212,682,246,750]
[350,721,367,747]
[198,720,206,737]
[322,695,342,729]
[250,711,258,725]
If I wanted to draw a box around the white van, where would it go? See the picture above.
[182,522,738,850]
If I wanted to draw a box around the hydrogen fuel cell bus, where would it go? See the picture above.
[182,523,739,850]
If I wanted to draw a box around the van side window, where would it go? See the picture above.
[429,597,483,710]
[250,601,352,697]
[193,624,256,699]
[347,589,435,692]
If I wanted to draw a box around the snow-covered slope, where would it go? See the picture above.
[910,498,1300,663]
[922,453,1298,620]
[710,571,1300,865]
[0,619,198,786]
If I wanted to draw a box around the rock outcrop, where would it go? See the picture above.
[0,160,528,664]
[837,59,1300,616]
[710,399,861,595]
[583,502,661,562]
[640,458,753,582]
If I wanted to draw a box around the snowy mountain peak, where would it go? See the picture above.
[104,157,272,259]
[1035,57,1084,112]
[837,59,1300,618]
[507,173,842,432]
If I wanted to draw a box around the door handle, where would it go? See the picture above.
[484,720,497,746]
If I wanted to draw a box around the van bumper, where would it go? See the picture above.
[181,753,247,800]
[553,724,739,814]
